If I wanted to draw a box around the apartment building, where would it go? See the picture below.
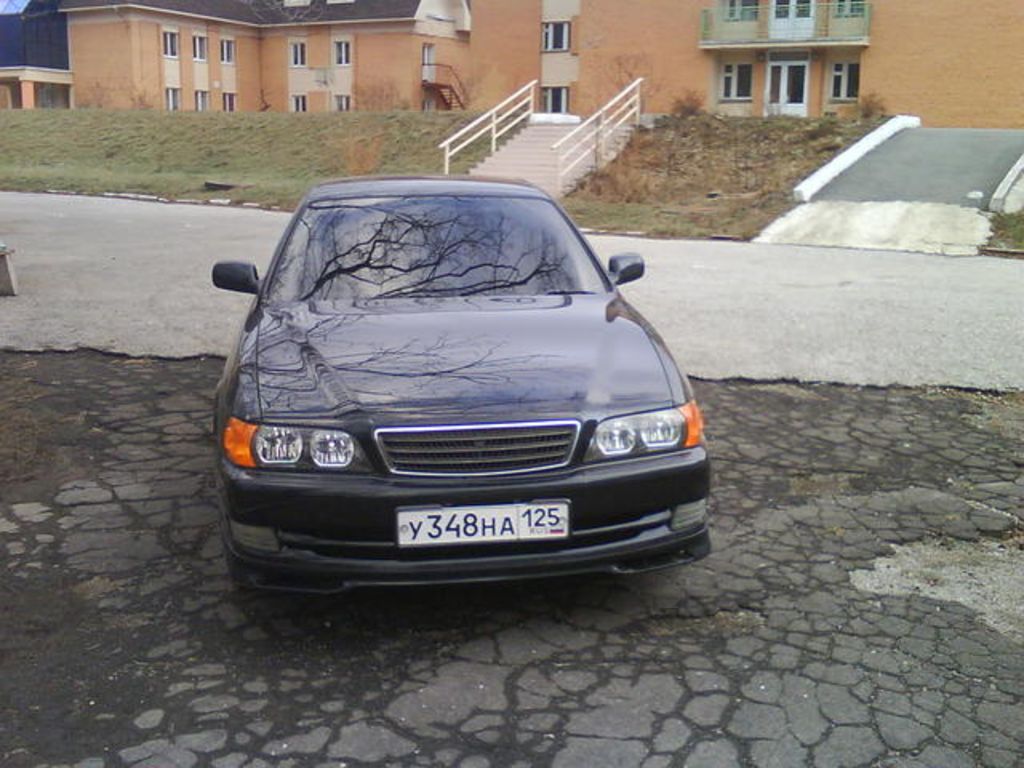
[470,0,1024,128]
[47,0,470,111]
[2,0,1022,126]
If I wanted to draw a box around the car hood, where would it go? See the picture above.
[253,295,675,425]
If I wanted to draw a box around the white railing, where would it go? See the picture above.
[438,80,538,175]
[552,78,643,190]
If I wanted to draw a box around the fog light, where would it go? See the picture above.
[229,521,280,552]
[671,499,708,531]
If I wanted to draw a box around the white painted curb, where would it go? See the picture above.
[989,152,1024,213]
[794,115,922,203]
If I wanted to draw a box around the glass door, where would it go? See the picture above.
[765,56,809,117]
[770,0,815,39]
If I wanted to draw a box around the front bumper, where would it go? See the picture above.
[217,448,711,592]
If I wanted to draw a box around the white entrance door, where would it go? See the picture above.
[421,43,436,83]
[765,55,809,117]
[770,0,815,39]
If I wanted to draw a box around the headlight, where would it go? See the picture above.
[586,403,704,462]
[223,419,364,471]
[254,425,303,465]
[311,429,355,468]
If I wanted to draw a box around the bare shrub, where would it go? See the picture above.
[859,92,886,120]
[129,89,154,110]
[326,133,384,177]
[76,80,110,109]
[355,78,401,111]
[804,117,839,141]
[671,90,704,118]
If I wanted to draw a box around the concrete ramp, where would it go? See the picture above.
[757,201,992,256]
[759,127,1024,254]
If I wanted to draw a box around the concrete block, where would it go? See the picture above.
[0,244,17,296]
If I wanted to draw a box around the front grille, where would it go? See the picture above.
[375,420,580,477]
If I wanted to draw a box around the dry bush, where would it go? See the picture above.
[671,90,705,118]
[804,118,839,141]
[76,81,110,109]
[859,92,886,120]
[355,78,401,111]
[580,163,660,203]
[328,133,384,177]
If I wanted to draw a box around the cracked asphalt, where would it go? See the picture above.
[1,351,1022,768]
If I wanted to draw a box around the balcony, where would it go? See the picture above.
[700,1,871,49]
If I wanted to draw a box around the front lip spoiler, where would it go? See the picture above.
[223,523,711,594]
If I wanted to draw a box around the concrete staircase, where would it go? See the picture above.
[469,121,635,197]
[469,123,573,197]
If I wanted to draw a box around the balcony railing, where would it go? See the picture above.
[700,2,871,47]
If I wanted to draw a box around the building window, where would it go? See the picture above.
[164,87,180,111]
[220,39,235,64]
[831,62,860,100]
[334,40,351,66]
[290,41,307,67]
[721,63,753,100]
[194,90,209,111]
[542,86,569,114]
[542,22,570,52]
[192,35,207,62]
[291,94,308,112]
[724,0,759,21]
[222,92,237,112]
[162,31,179,58]
[335,94,351,111]
[836,0,866,17]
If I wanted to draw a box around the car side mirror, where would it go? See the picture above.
[213,261,260,294]
[608,253,645,286]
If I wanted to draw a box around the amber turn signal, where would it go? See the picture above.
[680,401,705,448]
[223,417,258,468]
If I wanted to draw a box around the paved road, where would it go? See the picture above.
[816,128,1024,209]
[2,193,1022,391]
[1,351,1021,768]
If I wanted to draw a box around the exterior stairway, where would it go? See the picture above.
[440,79,644,198]
[469,121,634,197]
[469,123,573,197]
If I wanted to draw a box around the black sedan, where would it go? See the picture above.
[212,177,710,592]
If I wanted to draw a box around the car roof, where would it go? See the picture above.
[305,176,553,204]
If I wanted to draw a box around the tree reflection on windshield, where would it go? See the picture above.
[265,195,607,303]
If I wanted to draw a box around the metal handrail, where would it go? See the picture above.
[438,80,538,175]
[552,78,643,190]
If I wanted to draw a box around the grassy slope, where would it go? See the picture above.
[989,212,1024,251]
[1,110,900,242]
[0,110,479,208]
[565,114,881,239]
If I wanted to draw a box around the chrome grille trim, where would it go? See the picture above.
[374,420,581,477]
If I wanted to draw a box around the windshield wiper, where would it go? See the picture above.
[544,290,597,296]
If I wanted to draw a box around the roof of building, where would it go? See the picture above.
[59,0,422,25]
[1,0,32,13]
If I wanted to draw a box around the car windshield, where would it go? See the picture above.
[264,195,608,302]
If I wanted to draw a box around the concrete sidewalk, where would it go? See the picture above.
[1,192,1022,390]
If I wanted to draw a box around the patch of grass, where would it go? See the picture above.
[0,110,483,208]
[566,114,882,239]
[989,212,1024,251]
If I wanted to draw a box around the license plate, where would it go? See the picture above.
[397,501,570,548]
